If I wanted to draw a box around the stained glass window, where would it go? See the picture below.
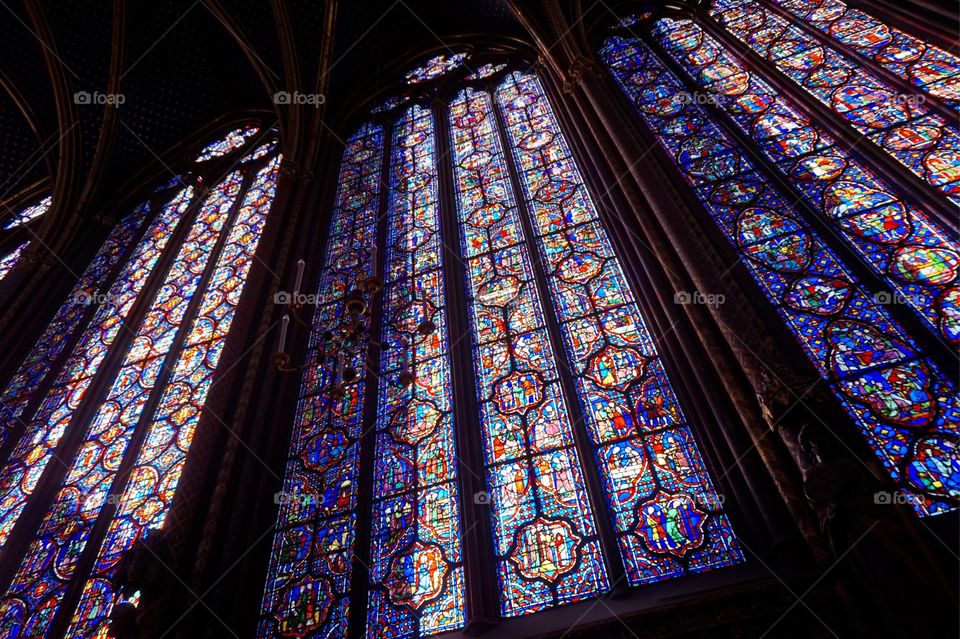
[497,70,743,581]
[466,63,508,80]
[0,241,28,282]
[0,187,195,549]
[649,16,960,346]
[2,195,51,230]
[0,128,281,635]
[449,87,608,614]
[0,200,151,441]
[708,0,960,206]
[262,60,745,636]
[405,53,470,84]
[366,104,464,637]
[195,124,260,161]
[65,152,281,638]
[600,21,959,516]
[768,0,960,109]
[257,124,382,639]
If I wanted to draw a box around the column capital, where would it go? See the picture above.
[279,158,314,181]
[562,55,602,94]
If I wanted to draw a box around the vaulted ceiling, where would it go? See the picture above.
[0,0,520,226]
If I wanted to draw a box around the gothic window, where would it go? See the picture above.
[2,195,51,230]
[0,241,28,282]
[707,0,960,205]
[0,123,281,637]
[259,53,742,639]
[598,5,958,517]
[767,0,960,110]
[0,195,52,283]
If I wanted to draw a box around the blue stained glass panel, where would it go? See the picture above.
[365,105,465,637]
[0,242,28,281]
[65,149,282,638]
[2,195,51,230]
[769,0,960,109]
[449,87,610,614]
[496,70,744,583]
[708,0,960,205]
[0,200,152,446]
[651,16,960,347]
[0,169,245,636]
[257,124,383,638]
[0,187,196,550]
[601,34,960,516]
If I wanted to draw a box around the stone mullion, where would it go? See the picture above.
[432,93,502,632]
[694,5,957,227]
[536,59,798,554]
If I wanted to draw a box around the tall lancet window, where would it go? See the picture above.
[598,6,958,517]
[767,0,960,110]
[259,53,742,639]
[0,123,282,637]
[707,0,960,205]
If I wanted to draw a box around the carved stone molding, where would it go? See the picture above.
[278,158,314,182]
[92,211,117,227]
[18,242,58,269]
[562,55,601,94]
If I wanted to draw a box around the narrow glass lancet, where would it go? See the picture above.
[767,0,960,110]
[600,34,959,516]
[449,87,610,615]
[496,70,744,582]
[709,0,960,206]
[0,242,28,281]
[0,187,195,548]
[0,171,244,635]
[257,124,383,638]
[651,16,960,346]
[0,201,152,445]
[65,150,281,638]
[366,105,465,637]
